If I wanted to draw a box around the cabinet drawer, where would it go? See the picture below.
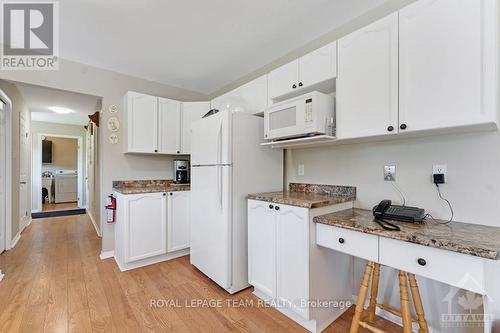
[379,237,485,295]
[316,224,379,262]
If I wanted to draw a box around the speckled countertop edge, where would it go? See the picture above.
[113,180,190,194]
[314,208,500,260]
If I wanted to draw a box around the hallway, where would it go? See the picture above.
[0,215,399,333]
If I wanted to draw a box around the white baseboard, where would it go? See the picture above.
[114,249,189,272]
[99,250,114,260]
[31,209,41,213]
[88,212,101,237]
[26,218,32,228]
[10,233,21,249]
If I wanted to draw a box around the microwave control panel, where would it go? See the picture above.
[304,98,313,123]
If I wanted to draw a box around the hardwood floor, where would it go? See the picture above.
[42,202,79,212]
[0,214,401,333]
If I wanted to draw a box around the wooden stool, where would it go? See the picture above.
[349,262,429,333]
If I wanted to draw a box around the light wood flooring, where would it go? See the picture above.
[0,214,401,332]
[42,201,79,212]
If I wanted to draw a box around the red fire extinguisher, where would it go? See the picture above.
[105,194,116,223]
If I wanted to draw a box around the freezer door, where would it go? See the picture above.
[190,165,231,289]
[191,110,231,166]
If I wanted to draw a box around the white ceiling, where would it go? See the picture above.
[15,83,100,126]
[60,0,387,94]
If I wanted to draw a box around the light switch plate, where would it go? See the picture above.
[298,164,305,176]
[384,165,396,181]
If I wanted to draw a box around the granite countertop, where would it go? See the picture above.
[314,208,500,260]
[113,180,190,194]
[248,183,356,209]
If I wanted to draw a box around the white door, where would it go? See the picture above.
[158,97,181,154]
[180,102,210,154]
[125,192,167,262]
[399,0,498,132]
[190,110,231,166]
[248,200,276,298]
[276,204,309,319]
[127,92,158,153]
[190,165,231,289]
[167,191,190,252]
[0,100,5,253]
[268,60,299,99]
[298,42,337,87]
[336,13,399,139]
[19,113,29,230]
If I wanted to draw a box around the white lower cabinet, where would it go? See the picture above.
[114,191,191,271]
[248,199,354,333]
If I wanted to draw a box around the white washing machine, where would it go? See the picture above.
[54,170,78,203]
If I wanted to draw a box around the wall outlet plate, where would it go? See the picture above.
[432,164,447,183]
[384,165,396,181]
[298,164,305,176]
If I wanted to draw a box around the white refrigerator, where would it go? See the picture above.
[190,109,283,294]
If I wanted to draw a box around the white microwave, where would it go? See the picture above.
[264,91,335,141]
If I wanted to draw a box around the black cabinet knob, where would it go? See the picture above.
[338,238,345,244]
[387,126,394,132]
[298,82,303,87]
[275,206,280,211]
[162,193,166,196]
[417,258,427,266]
[177,151,180,154]
[169,193,173,196]
[292,84,297,89]
[154,149,158,153]
[400,124,407,130]
[269,204,274,209]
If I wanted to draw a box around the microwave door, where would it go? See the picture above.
[267,104,302,139]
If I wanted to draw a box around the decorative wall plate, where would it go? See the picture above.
[107,117,120,132]
[109,133,119,144]
[109,104,118,114]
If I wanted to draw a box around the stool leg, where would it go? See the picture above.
[399,271,412,333]
[408,273,429,333]
[350,261,374,333]
[367,263,381,322]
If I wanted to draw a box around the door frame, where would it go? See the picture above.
[33,133,84,212]
[0,89,12,255]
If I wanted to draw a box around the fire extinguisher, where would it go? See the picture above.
[105,194,116,223]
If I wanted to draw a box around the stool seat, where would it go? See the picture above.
[350,262,429,333]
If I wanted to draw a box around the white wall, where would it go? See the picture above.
[286,130,499,332]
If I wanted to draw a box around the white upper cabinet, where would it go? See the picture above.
[268,60,300,100]
[181,102,210,154]
[212,75,268,115]
[126,92,158,153]
[158,97,181,154]
[299,42,337,88]
[336,13,399,139]
[268,42,337,100]
[399,0,499,133]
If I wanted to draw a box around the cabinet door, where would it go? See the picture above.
[125,193,167,262]
[298,42,337,87]
[336,13,399,139]
[268,60,299,99]
[399,0,498,132]
[181,102,210,154]
[158,97,181,154]
[127,92,158,153]
[248,200,277,298]
[276,204,309,319]
[167,191,191,252]
[236,75,268,114]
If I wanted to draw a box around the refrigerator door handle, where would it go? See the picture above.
[216,118,223,165]
[217,165,223,211]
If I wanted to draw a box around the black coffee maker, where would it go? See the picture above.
[174,160,190,184]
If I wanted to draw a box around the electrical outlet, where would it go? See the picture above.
[432,164,447,183]
[298,164,305,176]
[384,165,396,181]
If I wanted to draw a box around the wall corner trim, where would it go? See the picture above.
[88,212,101,237]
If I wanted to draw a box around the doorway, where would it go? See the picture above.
[34,134,84,213]
[0,89,12,256]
